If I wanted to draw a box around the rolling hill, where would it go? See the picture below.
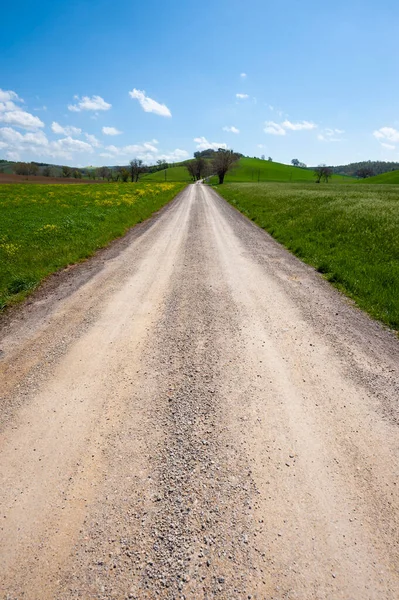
[144,157,355,184]
[358,170,399,184]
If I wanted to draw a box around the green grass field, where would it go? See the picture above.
[359,170,399,184]
[0,182,185,310]
[215,182,399,330]
[142,166,192,182]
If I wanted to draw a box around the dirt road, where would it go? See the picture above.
[1,183,398,599]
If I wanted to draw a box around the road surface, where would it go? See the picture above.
[0,183,398,599]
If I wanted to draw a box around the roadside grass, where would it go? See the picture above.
[0,182,185,310]
[215,182,399,331]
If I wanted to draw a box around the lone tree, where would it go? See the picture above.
[130,158,145,182]
[314,164,333,183]
[212,148,239,184]
[291,158,300,167]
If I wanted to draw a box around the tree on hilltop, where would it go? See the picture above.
[211,148,239,184]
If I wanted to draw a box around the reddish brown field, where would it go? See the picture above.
[0,173,107,184]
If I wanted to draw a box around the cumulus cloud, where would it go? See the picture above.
[102,126,122,135]
[281,120,317,131]
[236,93,249,99]
[51,121,82,136]
[223,126,239,134]
[0,89,44,130]
[0,110,44,129]
[68,95,111,112]
[0,89,22,103]
[85,133,101,147]
[240,73,247,78]
[194,136,227,151]
[157,149,189,162]
[52,136,93,154]
[264,121,286,136]
[264,119,318,136]
[0,126,94,160]
[373,127,399,144]
[102,139,187,164]
[129,89,171,117]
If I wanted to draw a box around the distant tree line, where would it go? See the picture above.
[332,160,399,178]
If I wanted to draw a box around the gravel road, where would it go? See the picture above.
[0,183,398,599]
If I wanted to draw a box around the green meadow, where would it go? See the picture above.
[0,182,184,310]
[142,165,192,182]
[215,182,399,330]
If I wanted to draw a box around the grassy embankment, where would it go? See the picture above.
[0,182,185,310]
[215,182,399,330]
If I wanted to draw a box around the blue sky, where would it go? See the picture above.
[1,0,399,167]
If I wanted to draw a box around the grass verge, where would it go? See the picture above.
[0,182,185,310]
[214,182,399,331]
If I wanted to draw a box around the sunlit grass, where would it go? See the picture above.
[216,182,399,330]
[0,182,185,309]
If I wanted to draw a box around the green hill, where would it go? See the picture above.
[143,157,354,184]
[212,157,354,184]
[358,170,399,184]
[141,165,192,182]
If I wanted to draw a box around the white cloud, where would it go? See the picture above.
[194,136,228,150]
[317,127,345,142]
[52,136,93,154]
[106,141,159,155]
[223,126,240,134]
[381,142,396,150]
[240,73,247,78]
[282,120,317,131]
[158,149,189,162]
[0,89,22,103]
[102,126,122,135]
[373,127,399,143]
[6,150,21,161]
[257,144,265,148]
[236,93,249,99]
[0,90,44,130]
[51,121,82,136]
[68,95,111,112]
[102,139,187,164]
[129,88,171,117]
[264,121,286,136]
[85,133,101,147]
[0,110,44,129]
[0,126,94,160]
